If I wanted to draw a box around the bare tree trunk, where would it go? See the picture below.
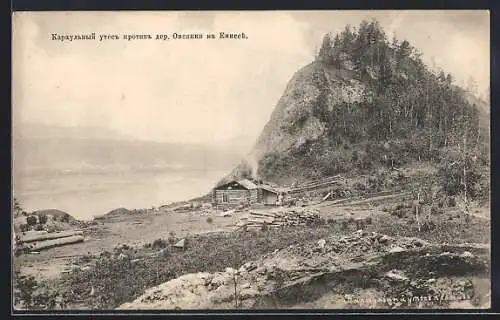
[444,118,448,147]
[463,132,468,214]
[416,192,421,231]
[410,103,414,127]
[156,257,159,281]
[233,273,238,308]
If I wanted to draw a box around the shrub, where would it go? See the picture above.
[38,214,48,224]
[353,181,366,191]
[447,197,456,207]
[339,221,347,230]
[261,223,268,232]
[420,220,437,232]
[151,238,167,250]
[392,209,407,219]
[430,206,439,216]
[365,217,372,225]
[26,216,37,226]
[168,231,177,244]
[206,217,213,224]
[34,224,44,231]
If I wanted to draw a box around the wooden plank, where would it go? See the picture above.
[249,211,277,218]
[27,235,85,251]
[322,192,332,201]
[247,218,275,224]
[21,230,84,243]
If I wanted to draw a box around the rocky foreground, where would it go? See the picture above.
[118,230,490,310]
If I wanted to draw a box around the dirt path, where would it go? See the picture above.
[15,208,247,281]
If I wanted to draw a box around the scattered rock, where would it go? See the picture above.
[241,282,251,289]
[225,267,237,275]
[385,270,408,281]
[240,261,258,272]
[460,251,474,258]
[412,239,426,247]
[317,239,326,249]
[378,235,391,244]
[118,253,129,260]
[388,246,405,253]
[173,238,186,249]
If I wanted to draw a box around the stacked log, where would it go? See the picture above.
[27,235,85,252]
[16,230,85,253]
[235,209,323,231]
[20,230,84,243]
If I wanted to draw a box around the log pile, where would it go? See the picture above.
[15,230,85,253]
[20,230,84,243]
[235,208,323,231]
[27,235,85,252]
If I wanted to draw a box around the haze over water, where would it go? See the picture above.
[14,167,229,220]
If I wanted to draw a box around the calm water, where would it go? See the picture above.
[13,168,228,220]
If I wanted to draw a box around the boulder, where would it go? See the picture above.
[388,246,406,253]
[317,239,326,249]
[378,235,391,244]
[173,238,186,249]
[460,251,474,258]
[385,270,408,281]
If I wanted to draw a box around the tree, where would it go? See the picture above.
[397,40,412,60]
[378,46,393,90]
[438,70,446,82]
[340,24,356,56]
[318,33,333,63]
[446,73,453,85]
[14,198,23,217]
[331,34,342,66]
[483,85,490,104]
[467,76,478,97]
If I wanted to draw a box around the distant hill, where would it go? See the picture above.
[13,124,244,176]
[13,123,134,141]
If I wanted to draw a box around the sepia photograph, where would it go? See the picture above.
[12,10,490,311]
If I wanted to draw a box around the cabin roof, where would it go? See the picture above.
[238,179,258,189]
[214,178,258,190]
[259,184,278,193]
[214,178,291,193]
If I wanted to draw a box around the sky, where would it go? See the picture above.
[12,11,490,151]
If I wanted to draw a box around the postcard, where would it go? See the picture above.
[12,10,490,311]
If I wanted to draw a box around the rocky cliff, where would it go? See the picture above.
[228,20,489,188]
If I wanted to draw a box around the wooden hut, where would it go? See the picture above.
[212,179,281,207]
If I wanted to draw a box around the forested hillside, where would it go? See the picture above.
[229,19,489,205]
